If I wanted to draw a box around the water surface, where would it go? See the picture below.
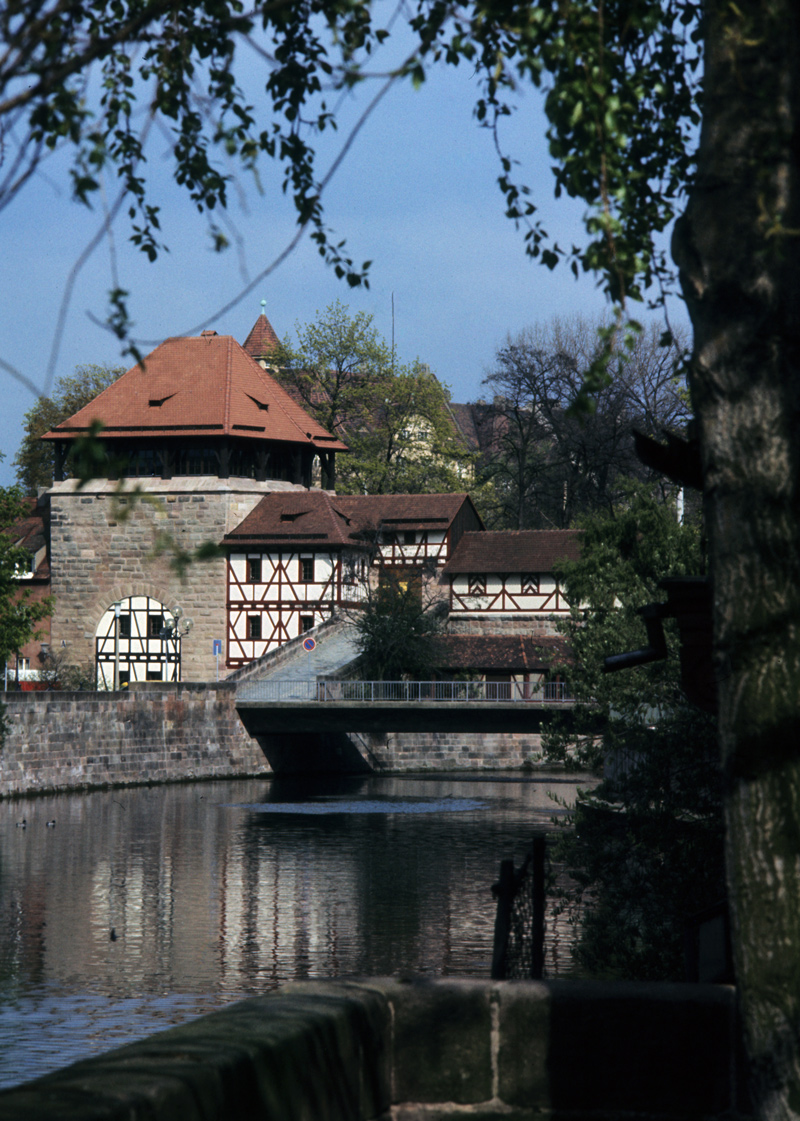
[0,772,589,1088]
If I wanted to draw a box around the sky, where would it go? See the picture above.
[0,26,688,489]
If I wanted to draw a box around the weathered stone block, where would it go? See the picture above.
[391,979,492,1104]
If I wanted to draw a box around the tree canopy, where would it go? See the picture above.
[545,486,722,980]
[1,0,700,346]
[14,363,125,493]
[477,318,690,529]
[0,487,53,671]
[272,301,468,494]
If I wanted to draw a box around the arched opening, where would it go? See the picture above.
[95,596,181,688]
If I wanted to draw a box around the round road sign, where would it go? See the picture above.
[303,636,317,652]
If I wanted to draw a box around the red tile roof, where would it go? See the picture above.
[242,312,281,360]
[222,490,368,549]
[42,333,347,451]
[334,493,478,532]
[443,530,581,573]
[432,635,570,671]
[223,491,480,548]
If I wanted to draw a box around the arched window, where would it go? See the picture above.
[95,596,181,688]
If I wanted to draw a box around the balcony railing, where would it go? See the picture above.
[238,680,573,703]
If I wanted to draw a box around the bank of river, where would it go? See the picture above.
[0,771,592,1089]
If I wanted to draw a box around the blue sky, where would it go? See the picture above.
[0,37,687,488]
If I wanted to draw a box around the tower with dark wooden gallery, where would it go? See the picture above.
[41,320,347,685]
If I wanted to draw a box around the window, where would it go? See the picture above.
[403,531,416,545]
[148,613,164,638]
[301,615,314,633]
[247,614,262,640]
[246,557,262,583]
[118,614,131,638]
[468,574,486,596]
[522,574,539,595]
[299,555,314,583]
[146,668,162,681]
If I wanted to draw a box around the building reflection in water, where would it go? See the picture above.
[0,773,587,1087]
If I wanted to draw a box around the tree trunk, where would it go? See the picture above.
[674,2,800,1116]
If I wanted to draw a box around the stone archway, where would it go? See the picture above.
[95,595,180,688]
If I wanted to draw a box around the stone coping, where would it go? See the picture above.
[0,978,751,1120]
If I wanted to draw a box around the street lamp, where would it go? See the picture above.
[160,606,193,682]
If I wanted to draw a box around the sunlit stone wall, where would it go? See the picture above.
[0,683,270,796]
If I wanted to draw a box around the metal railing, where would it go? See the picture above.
[238,679,573,703]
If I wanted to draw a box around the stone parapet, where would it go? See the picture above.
[0,978,752,1120]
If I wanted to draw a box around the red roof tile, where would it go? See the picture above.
[223,492,481,547]
[242,312,281,360]
[443,530,581,574]
[433,635,570,671]
[42,333,347,451]
[222,491,368,549]
[334,493,477,531]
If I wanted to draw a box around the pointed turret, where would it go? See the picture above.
[243,301,281,366]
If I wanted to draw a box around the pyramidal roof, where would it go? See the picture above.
[242,311,280,361]
[42,332,347,451]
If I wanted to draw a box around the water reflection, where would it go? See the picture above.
[0,772,588,1088]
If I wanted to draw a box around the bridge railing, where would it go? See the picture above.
[238,679,573,703]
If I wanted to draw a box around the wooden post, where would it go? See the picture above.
[491,858,515,980]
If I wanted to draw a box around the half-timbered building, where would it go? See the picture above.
[221,491,483,667]
[222,491,371,666]
[443,530,581,625]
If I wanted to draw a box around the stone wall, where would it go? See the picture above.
[1,684,551,798]
[0,683,270,797]
[0,978,752,1120]
[447,613,564,637]
[364,729,543,770]
[48,477,303,682]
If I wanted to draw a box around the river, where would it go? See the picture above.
[0,771,589,1090]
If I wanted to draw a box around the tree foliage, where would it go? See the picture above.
[352,568,445,681]
[478,320,690,529]
[0,0,701,347]
[274,301,468,494]
[545,484,724,980]
[13,363,125,493]
[0,487,53,667]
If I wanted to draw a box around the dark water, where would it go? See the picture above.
[0,772,589,1089]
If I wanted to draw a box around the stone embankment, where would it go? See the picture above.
[0,684,547,796]
[0,683,269,797]
[0,978,751,1120]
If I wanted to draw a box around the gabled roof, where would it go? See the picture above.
[242,312,281,362]
[334,493,480,533]
[42,332,347,452]
[432,635,570,672]
[443,529,581,574]
[222,490,368,549]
